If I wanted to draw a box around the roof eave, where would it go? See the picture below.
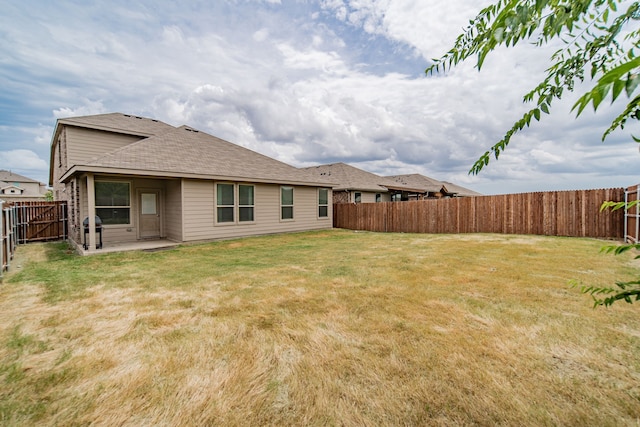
[58,165,336,188]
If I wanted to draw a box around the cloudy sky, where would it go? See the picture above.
[1,0,638,195]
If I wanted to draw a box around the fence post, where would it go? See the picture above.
[4,207,10,271]
[0,204,3,279]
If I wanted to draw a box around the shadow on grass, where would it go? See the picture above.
[41,241,78,262]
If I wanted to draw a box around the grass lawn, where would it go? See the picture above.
[1,229,639,426]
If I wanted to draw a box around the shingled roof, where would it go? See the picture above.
[54,112,175,138]
[0,170,42,184]
[440,181,483,197]
[387,174,482,196]
[302,163,396,192]
[66,126,332,186]
[385,173,447,194]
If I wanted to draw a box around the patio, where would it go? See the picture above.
[77,238,181,256]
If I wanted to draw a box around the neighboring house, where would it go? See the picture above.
[0,170,48,202]
[385,174,482,198]
[302,163,425,203]
[438,181,484,197]
[303,163,482,203]
[49,113,334,251]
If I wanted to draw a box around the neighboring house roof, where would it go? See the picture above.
[302,163,392,192]
[440,181,483,197]
[385,173,449,194]
[0,170,42,184]
[61,125,333,187]
[387,174,482,197]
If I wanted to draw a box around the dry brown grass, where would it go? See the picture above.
[1,230,639,426]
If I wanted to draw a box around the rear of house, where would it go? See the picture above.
[50,113,333,251]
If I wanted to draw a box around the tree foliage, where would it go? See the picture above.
[426,0,640,174]
[572,200,640,307]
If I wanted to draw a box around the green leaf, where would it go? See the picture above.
[612,78,626,102]
[626,73,640,97]
[540,102,549,114]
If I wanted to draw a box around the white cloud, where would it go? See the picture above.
[0,149,48,173]
[0,0,636,195]
[53,100,108,119]
[253,28,270,42]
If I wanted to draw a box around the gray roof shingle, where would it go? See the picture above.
[385,173,447,193]
[302,163,392,192]
[57,112,175,137]
[0,170,42,184]
[84,126,332,186]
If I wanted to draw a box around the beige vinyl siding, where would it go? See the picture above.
[164,179,183,241]
[52,128,68,200]
[66,127,143,166]
[182,180,332,242]
[183,180,216,241]
[379,193,392,202]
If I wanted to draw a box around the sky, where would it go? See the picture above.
[1,0,638,195]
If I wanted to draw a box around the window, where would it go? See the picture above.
[318,188,329,218]
[375,193,381,203]
[281,186,294,220]
[354,192,362,203]
[238,185,254,222]
[216,183,255,224]
[95,181,130,225]
[216,183,235,223]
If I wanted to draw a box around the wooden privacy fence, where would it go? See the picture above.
[12,201,68,244]
[334,188,625,239]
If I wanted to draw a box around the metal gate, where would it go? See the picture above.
[624,184,639,244]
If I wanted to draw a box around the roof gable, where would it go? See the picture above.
[1,184,24,194]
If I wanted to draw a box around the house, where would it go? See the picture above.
[302,162,427,203]
[385,174,482,198]
[49,113,334,252]
[0,170,48,202]
[438,181,483,197]
[302,163,481,203]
